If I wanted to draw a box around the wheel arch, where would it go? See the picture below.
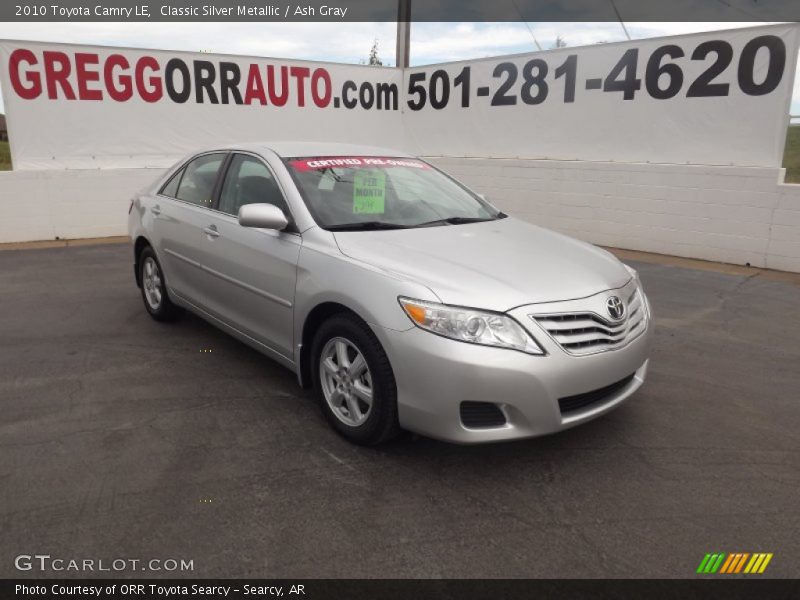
[133,235,152,288]
[299,301,364,388]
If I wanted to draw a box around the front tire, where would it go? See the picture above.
[311,314,400,445]
[138,246,183,322]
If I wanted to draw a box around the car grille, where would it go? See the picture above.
[460,402,507,429]
[558,373,635,415]
[532,285,646,356]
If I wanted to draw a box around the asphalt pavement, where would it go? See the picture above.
[1,242,798,578]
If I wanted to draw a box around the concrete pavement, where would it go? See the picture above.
[1,242,798,578]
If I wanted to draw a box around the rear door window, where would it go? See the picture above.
[159,168,183,198]
[175,153,226,208]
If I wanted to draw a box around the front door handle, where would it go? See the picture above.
[151,205,161,216]
[203,225,220,238]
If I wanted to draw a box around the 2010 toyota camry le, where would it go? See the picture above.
[128,142,652,445]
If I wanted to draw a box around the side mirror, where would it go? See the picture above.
[238,203,289,231]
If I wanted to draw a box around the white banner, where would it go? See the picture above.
[0,41,405,169]
[1,24,798,170]
[402,24,800,167]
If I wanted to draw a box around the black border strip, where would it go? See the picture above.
[3,0,800,22]
[4,578,800,600]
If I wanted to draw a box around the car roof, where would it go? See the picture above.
[215,141,414,159]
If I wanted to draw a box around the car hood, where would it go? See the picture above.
[333,217,631,311]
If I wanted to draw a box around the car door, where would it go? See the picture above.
[200,152,301,361]
[151,152,227,308]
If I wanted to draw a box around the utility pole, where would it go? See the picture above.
[396,0,411,68]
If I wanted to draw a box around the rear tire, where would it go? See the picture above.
[311,313,400,445]
[139,246,183,322]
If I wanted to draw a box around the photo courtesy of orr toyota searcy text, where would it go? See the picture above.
[15,584,292,597]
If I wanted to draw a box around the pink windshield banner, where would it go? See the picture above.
[287,157,431,171]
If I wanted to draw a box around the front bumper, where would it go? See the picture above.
[374,295,652,444]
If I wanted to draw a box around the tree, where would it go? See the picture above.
[552,36,568,49]
[368,39,383,66]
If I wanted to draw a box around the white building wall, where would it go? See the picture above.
[0,168,164,243]
[772,184,800,272]
[426,157,800,273]
[1,160,799,273]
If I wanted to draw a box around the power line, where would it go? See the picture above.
[609,0,631,41]
[510,0,542,51]
[712,0,768,22]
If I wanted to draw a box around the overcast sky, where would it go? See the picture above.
[0,21,798,115]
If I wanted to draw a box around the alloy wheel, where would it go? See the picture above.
[142,256,163,310]
[319,336,374,427]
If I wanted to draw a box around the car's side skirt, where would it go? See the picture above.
[170,288,299,375]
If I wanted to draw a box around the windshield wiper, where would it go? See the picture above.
[413,215,503,228]
[327,221,410,231]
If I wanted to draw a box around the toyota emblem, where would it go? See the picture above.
[606,296,625,320]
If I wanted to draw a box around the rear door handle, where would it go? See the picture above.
[151,205,161,216]
[203,225,220,238]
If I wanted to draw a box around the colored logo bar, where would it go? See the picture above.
[697,553,773,574]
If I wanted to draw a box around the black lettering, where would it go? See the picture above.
[342,80,357,109]
[219,62,243,105]
[359,82,374,109]
[165,58,190,103]
[193,60,219,104]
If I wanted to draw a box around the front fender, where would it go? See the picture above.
[293,230,441,368]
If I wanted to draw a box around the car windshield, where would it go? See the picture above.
[284,156,503,230]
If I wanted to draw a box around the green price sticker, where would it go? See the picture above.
[353,170,386,214]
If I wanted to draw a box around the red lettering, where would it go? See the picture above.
[43,51,76,100]
[74,53,102,101]
[6,51,345,108]
[9,48,41,100]
[135,56,162,103]
[244,64,266,105]
[289,66,310,107]
[310,68,332,108]
[104,54,133,101]
[267,65,288,107]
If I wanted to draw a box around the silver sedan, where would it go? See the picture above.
[128,142,651,445]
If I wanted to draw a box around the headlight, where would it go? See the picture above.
[398,297,544,355]
[623,264,650,318]
[624,263,644,291]
[624,263,639,281]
